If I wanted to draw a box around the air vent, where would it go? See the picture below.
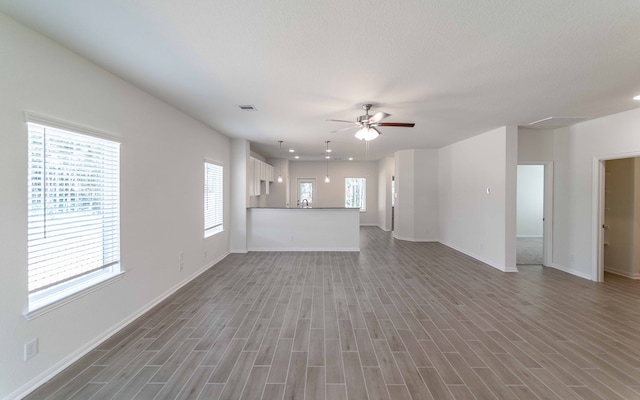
[528,116,589,128]
[238,104,257,111]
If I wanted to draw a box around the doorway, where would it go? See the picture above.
[516,162,553,267]
[596,157,640,281]
[591,152,640,282]
[517,165,544,265]
[391,176,395,231]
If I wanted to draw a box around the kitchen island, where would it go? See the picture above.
[247,207,360,251]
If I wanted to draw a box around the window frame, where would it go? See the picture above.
[204,160,224,238]
[25,113,123,318]
[345,177,367,211]
[297,178,316,208]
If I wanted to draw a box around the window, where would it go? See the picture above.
[345,177,366,211]
[27,120,120,313]
[204,162,223,237]
[297,178,316,207]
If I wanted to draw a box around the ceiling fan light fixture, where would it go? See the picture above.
[355,127,380,141]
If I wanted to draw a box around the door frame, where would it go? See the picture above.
[593,151,640,281]
[518,161,554,267]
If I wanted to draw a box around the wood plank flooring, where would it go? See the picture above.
[25,227,640,399]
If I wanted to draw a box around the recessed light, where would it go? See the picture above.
[325,155,330,159]
[326,149,332,153]
[634,95,640,101]
[348,157,353,161]
[294,155,300,159]
[289,149,295,153]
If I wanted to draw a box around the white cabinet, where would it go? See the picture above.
[248,157,274,196]
[248,157,256,196]
[254,158,262,195]
[267,165,274,182]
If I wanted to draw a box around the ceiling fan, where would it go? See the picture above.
[327,103,415,141]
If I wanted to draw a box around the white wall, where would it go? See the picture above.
[288,161,379,225]
[247,208,360,251]
[552,108,640,279]
[438,126,518,272]
[518,127,554,162]
[230,139,249,252]
[377,157,394,231]
[0,15,231,399]
[266,158,289,208]
[517,165,544,237]
[393,149,439,241]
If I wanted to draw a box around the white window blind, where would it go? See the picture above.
[27,122,120,308]
[345,177,366,211]
[204,162,223,237]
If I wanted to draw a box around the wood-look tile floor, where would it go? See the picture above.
[25,227,640,400]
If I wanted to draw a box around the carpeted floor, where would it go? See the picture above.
[517,237,543,265]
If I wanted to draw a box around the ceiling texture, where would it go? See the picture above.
[2,0,640,161]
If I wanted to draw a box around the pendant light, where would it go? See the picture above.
[277,140,283,183]
[324,141,331,183]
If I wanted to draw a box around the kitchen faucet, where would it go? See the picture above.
[301,199,309,208]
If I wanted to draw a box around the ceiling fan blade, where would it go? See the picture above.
[331,125,359,133]
[368,112,390,123]
[377,122,415,127]
[326,119,354,123]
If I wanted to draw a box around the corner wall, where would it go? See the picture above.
[552,108,640,279]
[0,15,230,399]
[377,157,394,231]
[438,126,518,271]
[393,149,439,241]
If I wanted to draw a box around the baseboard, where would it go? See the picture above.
[247,247,360,252]
[392,233,439,243]
[359,223,377,227]
[230,248,248,254]
[439,241,512,272]
[376,224,391,232]
[7,251,230,400]
[517,235,543,238]
[549,263,592,280]
[604,268,640,279]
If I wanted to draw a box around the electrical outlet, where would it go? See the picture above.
[179,250,184,271]
[24,338,38,361]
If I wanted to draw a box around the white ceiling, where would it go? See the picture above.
[2,0,640,161]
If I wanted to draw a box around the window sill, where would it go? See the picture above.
[24,270,125,320]
[205,227,224,238]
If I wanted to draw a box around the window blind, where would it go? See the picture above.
[27,122,120,295]
[204,162,223,237]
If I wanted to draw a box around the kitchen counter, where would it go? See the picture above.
[247,207,360,251]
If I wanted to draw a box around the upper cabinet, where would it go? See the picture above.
[248,156,274,196]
